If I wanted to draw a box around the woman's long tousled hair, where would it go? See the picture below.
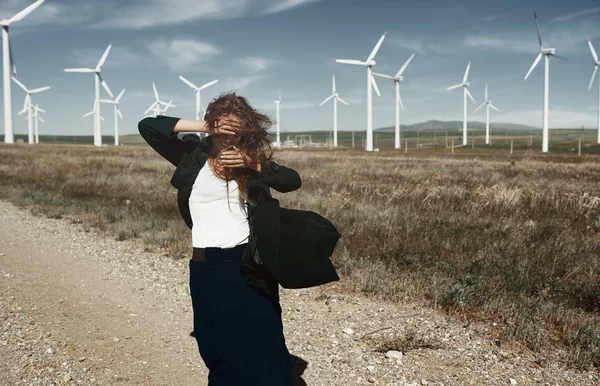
[203,92,274,206]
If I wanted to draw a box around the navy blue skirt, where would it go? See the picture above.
[189,243,292,385]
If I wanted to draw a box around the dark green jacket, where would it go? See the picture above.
[138,116,340,300]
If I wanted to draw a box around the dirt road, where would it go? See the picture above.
[1,200,598,385]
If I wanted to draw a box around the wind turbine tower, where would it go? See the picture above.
[274,89,281,147]
[64,44,114,147]
[588,38,600,144]
[334,32,386,151]
[524,11,564,153]
[1,0,46,144]
[100,88,125,146]
[447,61,476,146]
[373,53,415,149]
[473,83,500,145]
[319,74,349,147]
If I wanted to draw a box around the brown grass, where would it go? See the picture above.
[1,143,599,369]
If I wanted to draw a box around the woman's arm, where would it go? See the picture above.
[138,116,206,167]
[257,161,302,193]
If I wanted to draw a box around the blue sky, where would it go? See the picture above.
[1,0,600,136]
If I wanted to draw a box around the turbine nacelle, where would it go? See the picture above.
[367,60,376,67]
[541,48,556,55]
[0,20,10,27]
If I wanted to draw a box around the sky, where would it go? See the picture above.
[1,0,600,137]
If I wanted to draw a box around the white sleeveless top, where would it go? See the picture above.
[188,164,249,248]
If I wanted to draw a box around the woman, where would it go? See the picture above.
[138,93,298,385]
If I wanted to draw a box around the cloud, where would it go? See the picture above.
[92,0,322,29]
[552,7,600,22]
[233,56,278,73]
[147,38,222,71]
[462,35,536,53]
[217,76,262,92]
[260,0,320,15]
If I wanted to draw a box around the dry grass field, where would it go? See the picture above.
[1,142,599,369]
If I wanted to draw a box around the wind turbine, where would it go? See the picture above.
[447,61,476,146]
[83,101,105,123]
[144,83,175,117]
[274,89,281,147]
[178,75,218,120]
[1,0,46,144]
[100,88,125,146]
[334,32,385,152]
[12,77,49,144]
[319,74,348,147]
[373,53,415,149]
[588,38,600,144]
[473,83,500,145]
[524,11,565,153]
[64,43,114,147]
[23,103,45,143]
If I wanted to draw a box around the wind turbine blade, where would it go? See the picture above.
[153,83,159,101]
[589,66,598,91]
[11,76,28,92]
[8,0,45,23]
[447,84,463,91]
[100,116,105,121]
[99,99,114,104]
[473,103,485,114]
[319,95,334,107]
[336,96,349,106]
[179,75,198,89]
[372,72,395,80]
[64,68,95,73]
[96,43,112,70]
[524,53,542,80]
[489,104,500,112]
[396,53,415,78]
[551,53,568,60]
[534,11,543,49]
[82,111,94,118]
[367,31,387,62]
[199,79,218,91]
[18,107,27,115]
[485,83,488,101]
[36,107,45,113]
[117,108,123,119]
[463,61,471,83]
[589,38,599,63]
[30,86,50,93]
[115,88,126,102]
[98,74,114,98]
[465,88,475,103]
[38,116,45,123]
[334,59,367,66]
[371,75,381,97]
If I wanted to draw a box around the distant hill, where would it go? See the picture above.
[375,120,538,132]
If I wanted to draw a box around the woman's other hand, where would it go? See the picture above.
[218,146,261,172]
[209,116,241,135]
